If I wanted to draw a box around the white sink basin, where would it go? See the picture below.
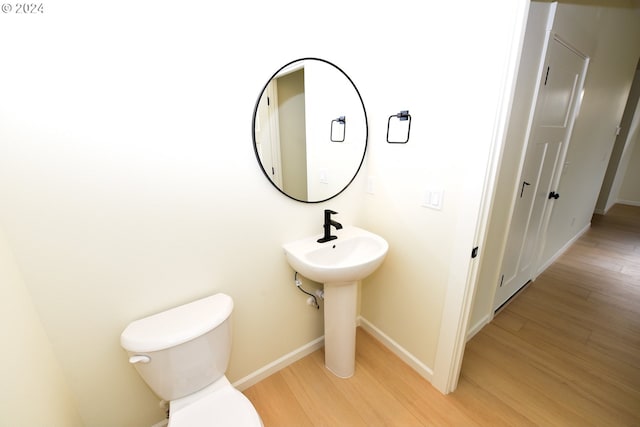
[283,225,389,378]
[283,226,389,284]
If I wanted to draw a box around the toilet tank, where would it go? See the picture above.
[121,293,234,401]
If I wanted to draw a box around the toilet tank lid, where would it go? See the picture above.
[120,293,233,353]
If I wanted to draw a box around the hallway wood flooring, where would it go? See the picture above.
[244,204,640,426]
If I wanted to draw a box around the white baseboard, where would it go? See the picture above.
[616,199,640,207]
[233,318,435,392]
[535,222,590,277]
[465,314,491,342]
[158,319,434,426]
[232,336,324,391]
[358,316,434,382]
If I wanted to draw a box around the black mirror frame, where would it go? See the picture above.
[251,57,368,203]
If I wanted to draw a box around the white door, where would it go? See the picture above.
[494,36,588,310]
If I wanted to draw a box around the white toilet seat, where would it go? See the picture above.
[168,381,262,427]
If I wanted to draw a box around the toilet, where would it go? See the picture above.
[120,293,263,427]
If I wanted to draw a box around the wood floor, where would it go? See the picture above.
[244,204,640,426]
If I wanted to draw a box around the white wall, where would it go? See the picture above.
[358,1,527,369]
[596,65,640,212]
[616,68,640,206]
[618,133,640,204]
[0,1,526,426]
[613,98,640,207]
[0,226,83,427]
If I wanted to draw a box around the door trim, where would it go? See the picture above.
[431,0,530,394]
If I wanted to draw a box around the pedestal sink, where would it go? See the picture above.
[283,226,389,378]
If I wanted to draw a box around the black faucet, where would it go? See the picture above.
[317,209,343,243]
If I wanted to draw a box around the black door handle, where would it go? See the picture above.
[520,181,530,198]
[548,191,560,200]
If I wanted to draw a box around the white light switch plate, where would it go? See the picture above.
[422,189,443,210]
[367,176,375,194]
[319,169,328,184]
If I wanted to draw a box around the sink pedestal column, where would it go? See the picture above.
[323,280,358,378]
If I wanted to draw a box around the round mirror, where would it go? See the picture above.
[252,58,368,203]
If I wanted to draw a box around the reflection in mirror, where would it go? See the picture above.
[252,58,368,203]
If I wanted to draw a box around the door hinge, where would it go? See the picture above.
[499,274,504,287]
[544,66,550,86]
[471,246,479,258]
[267,96,270,106]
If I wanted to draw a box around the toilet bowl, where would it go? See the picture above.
[169,376,261,427]
[120,293,262,427]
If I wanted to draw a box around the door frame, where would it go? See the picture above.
[255,79,283,188]
[431,0,530,393]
